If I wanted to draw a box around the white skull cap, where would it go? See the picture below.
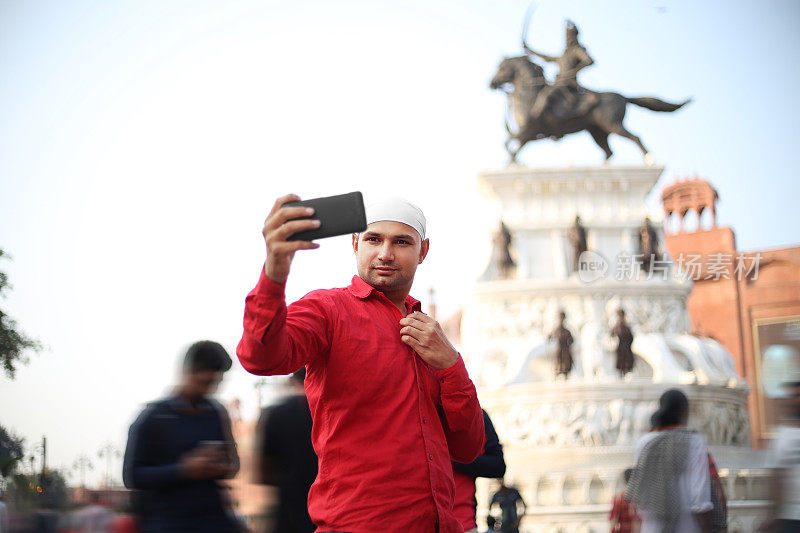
[365,197,427,241]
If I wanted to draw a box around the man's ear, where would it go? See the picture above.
[352,233,359,253]
[418,239,430,264]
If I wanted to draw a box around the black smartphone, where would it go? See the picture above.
[284,192,367,241]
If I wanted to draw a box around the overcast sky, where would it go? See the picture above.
[1,0,798,487]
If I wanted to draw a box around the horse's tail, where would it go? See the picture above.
[626,96,692,112]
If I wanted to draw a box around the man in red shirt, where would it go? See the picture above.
[237,195,485,533]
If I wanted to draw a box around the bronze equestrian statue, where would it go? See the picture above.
[490,21,690,163]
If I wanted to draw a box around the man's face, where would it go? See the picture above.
[183,369,223,400]
[352,220,429,294]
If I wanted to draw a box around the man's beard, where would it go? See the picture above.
[363,262,414,292]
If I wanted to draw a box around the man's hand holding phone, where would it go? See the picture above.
[179,443,234,480]
[262,192,366,284]
[262,194,321,284]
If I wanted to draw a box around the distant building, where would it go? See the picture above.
[662,176,800,445]
[68,486,132,509]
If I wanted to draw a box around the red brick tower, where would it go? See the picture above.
[662,177,800,445]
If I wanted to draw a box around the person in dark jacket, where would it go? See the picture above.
[452,409,506,533]
[255,368,317,533]
[122,341,240,533]
[488,479,527,533]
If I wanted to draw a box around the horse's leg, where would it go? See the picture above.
[609,122,650,160]
[587,126,613,160]
[505,137,519,164]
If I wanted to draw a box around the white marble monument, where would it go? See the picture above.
[460,165,769,533]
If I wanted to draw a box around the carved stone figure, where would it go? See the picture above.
[568,215,587,273]
[638,217,661,273]
[549,311,574,377]
[524,20,598,121]
[612,308,635,376]
[481,221,516,280]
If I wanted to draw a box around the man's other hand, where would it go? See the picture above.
[263,194,321,284]
[179,448,233,480]
[399,311,459,370]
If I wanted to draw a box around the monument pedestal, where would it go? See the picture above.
[461,165,768,532]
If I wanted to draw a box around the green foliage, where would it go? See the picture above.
[41,469,70,509]
[8,469,69,511]
[0,248,41,378]
[0,424,25,478]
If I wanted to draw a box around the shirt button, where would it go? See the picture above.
[422,417,427,424]
[428,453,433,461]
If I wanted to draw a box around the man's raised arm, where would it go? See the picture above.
[237,195,329,376]
[523,44,558,63]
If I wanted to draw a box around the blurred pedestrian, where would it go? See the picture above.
[649,409,727,532]
[487,479,526,533]
[33,504,59,533]
[609,468,640,533]
[107,508,138,533]
[0,490,8,533]
[452,409,506,533]
[706,452,728,533]
[255,368,317,533]
[762,378,800,533]
[74,493,113,532]
[122,341,240,533]
[626,389,712,533]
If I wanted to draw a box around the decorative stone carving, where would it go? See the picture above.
[489,393,749,449]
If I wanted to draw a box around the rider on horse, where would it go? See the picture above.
[524,20,598,122]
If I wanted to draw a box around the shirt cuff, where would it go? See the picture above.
[255,264,287,299]
[437,355,472,391]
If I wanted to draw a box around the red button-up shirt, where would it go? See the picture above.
[237,270,485,533]
[452,470,479,531]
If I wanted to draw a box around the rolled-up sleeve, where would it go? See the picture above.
[437,356,485,463]
[686,435,713,514]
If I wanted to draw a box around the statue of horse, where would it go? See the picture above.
[490,55,690,163]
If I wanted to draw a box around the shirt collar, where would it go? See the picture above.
[167,393,213,414]
[347,275,422,313]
